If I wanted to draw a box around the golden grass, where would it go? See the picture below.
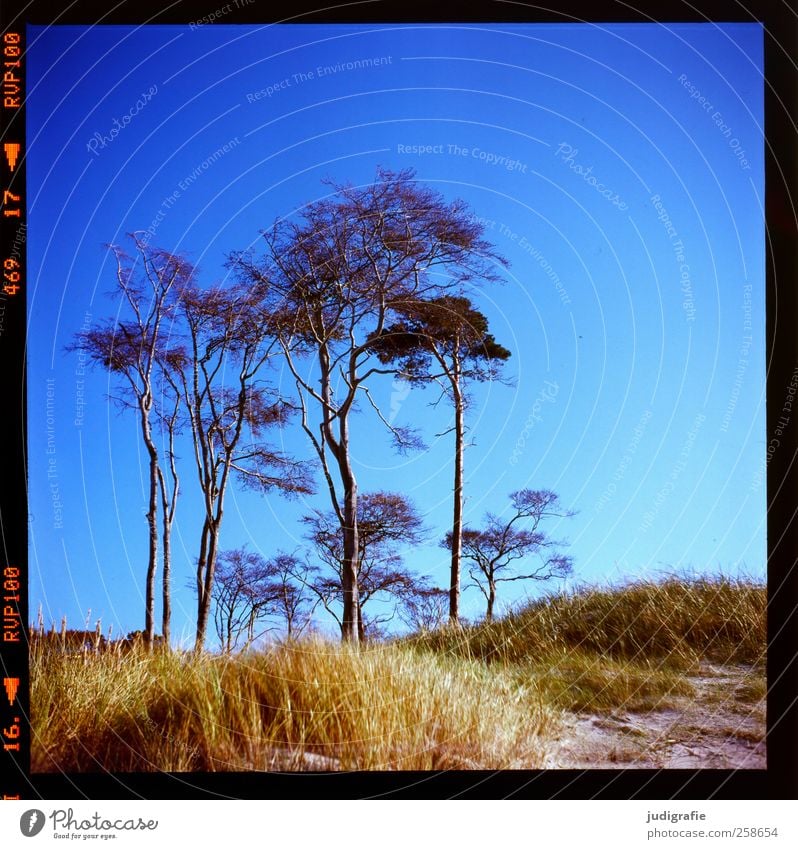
[31,639,556,772]
[525,651,695,713]
[410,576,765,666]
[406,576,765,714]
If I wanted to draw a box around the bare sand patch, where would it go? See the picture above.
[545,664,765,769]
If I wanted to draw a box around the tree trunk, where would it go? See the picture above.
[159,430,179,650]
[317,341,360,644]
[141,401,159,648]
[194,520,210,651]
[340,472,360,643]
[334,391,360,644]
[161,512,171,648]
[449,365,464,624]
[145,469,158,645]
[159,466,176,649]
[356,598,365,642]
[195,519,220,652]
[486,580,496,622]
[245,609,256,651]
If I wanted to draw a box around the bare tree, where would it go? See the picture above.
[212,549,313,650]
[371,295,511,625]
[446,489,574,622]
[229,168,505,641]
[176,283,314,651]
[212,548,274,652]
[301,491,432,640]
[69,234,192,645]
[267,552,313,639]
[398,585,450,633]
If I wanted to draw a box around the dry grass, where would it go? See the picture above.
[524,651,695,712]
[407,576,765,713]
[31,638,556,772]
[411,576,765,668]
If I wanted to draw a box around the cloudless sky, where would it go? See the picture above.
[27,22,765,645]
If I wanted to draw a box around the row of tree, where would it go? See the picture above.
[74,168,573,651]
[211,488,574,650]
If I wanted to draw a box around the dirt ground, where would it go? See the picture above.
[545,664,766,769]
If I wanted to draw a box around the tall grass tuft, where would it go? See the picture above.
[407,576,765,712]
[411,576,765,668]
[31,638,556,773]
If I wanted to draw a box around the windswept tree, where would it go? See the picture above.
[448,489,574,621]
[372,295,511,624]
[301,491,433,640]
[176,282,314,651]
[229,168,505,641]
[69,234,193,645]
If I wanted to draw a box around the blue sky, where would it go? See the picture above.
[27,22,765,645]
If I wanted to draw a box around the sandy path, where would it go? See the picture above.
[545,664,765,769]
